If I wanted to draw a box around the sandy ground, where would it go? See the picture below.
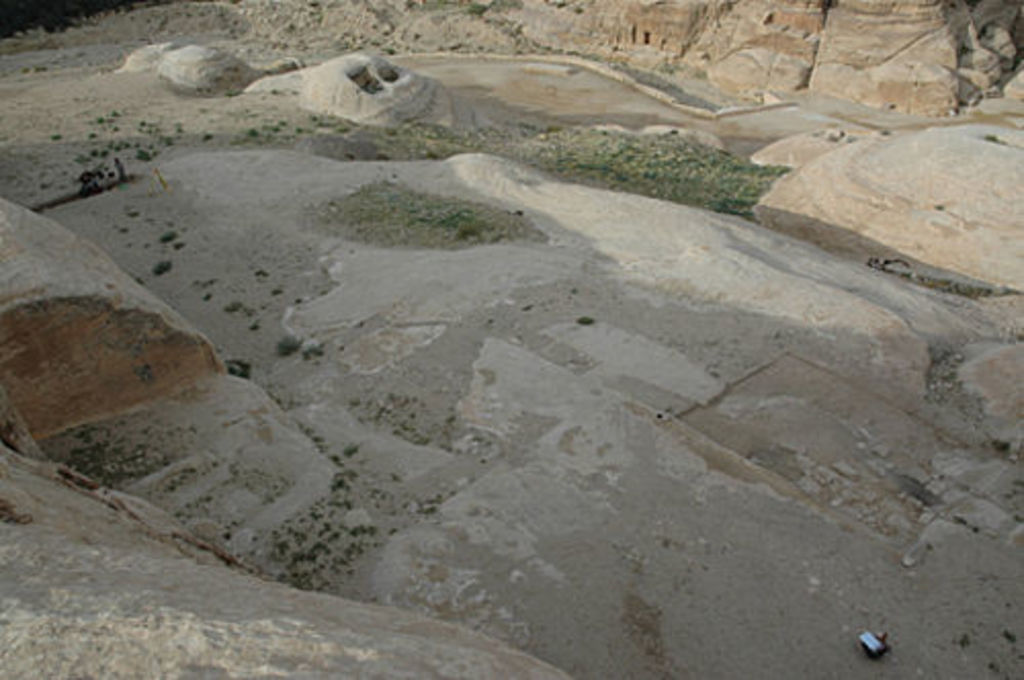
[1,4,1022,680]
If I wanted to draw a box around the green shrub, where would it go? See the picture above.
[276,335,303,357]
[225,359,251,379]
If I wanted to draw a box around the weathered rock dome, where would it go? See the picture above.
[298,53,450,126]
[155,44,259,96]
[757,124,1024,289]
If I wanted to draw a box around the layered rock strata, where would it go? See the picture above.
[513,0,1023,114]
[0,198,222,438]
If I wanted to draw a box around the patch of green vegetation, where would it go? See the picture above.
[359,123,786,219]
[576,316,595,325]
[519,129,786,218]
[887,268,1017,299]
[983,134,1006,145]
[49,424,171,488]
[152,260,172,276]
[316,181,545,249]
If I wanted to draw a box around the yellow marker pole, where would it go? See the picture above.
[153,168,170,192]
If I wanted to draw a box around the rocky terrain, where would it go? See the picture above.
[1,1,1022,679]
[512,0,1024,115]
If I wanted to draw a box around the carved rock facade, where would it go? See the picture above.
[515,0,1023,115]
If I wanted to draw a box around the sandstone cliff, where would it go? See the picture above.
[513,0,1023,114]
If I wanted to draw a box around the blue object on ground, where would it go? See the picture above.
[859,631,889,659]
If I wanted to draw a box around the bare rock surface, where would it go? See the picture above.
[0,440,570,679]
[0,197,221,438]
[757,124,1024,289]
[958,343,1024,445]
[39,146,1017,678]
[750,127,873,168]
[807,0,960,115]
[812,59,960,116]
[1,4,1022,678]
[708,47,812,95]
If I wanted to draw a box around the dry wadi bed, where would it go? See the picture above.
[1,2,1022,679]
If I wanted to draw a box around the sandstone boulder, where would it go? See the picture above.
[756,124,1024,289]
[0,198,221,439]
[958,66,996,93]
[299,53,451,126]
[156,44,259,95]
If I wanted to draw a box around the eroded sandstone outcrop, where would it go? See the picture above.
[298,53,452,126]
[0,198,222,438]
[513,0,1023,114]
[0,421,571,679]
[755,124,1024,289]
[120,43,259,95]
[808,0,962,115]
[157,44,260,95]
